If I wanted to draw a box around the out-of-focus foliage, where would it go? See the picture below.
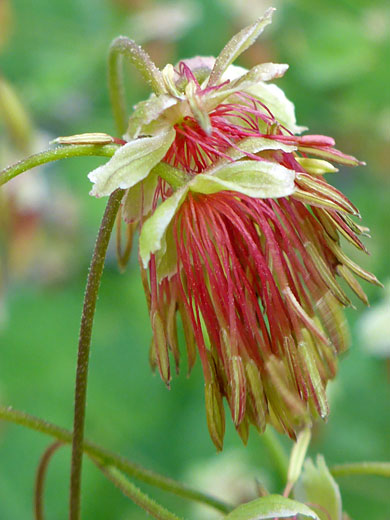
[0,0,389,519]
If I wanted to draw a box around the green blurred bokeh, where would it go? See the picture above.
[0,0,389,518]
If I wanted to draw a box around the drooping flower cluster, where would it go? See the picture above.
[87,9,380,449]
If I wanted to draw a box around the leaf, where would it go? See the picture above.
[186,80,211,134]
[206,137,296,169]
[294,455,342,520]
[195,160,296,198]
[139,157,296,269]
[246,81,307,134]
[122,172,158,223]
[208,8,275,86]
[126,94,177,139]
[296,158,338,175]
[225,494,320,519]
[88,129,175,197]
[233,62,289,86]
[154,219,178,281]
[139,185,189,268]
[139,158,296,268]
[203,63,289,112]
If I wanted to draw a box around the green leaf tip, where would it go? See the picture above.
[294,455,342,520]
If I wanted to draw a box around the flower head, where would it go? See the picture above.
[86,9,381,449]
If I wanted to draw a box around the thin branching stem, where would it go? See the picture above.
[34,441,63,520]
[95,463,183,520]
[330,462,390,478]
[69,188,124,520]
[0,406,232,514]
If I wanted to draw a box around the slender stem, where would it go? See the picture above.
[0,406,232,514]
[330,462,390,478]
[69,189,124,520]
[95,463,183,520]
[0,144,119,187]
[108,36,166,135]
[34,441,63,520]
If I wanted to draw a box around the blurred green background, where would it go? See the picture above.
[0,0,389,518]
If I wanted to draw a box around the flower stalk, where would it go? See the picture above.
[108,36,166,135]
[69,188,124,520]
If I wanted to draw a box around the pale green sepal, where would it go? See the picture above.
[122,172,158,223]
[225,494,320,520]
[247,82,307,134]
[186,81,212,134]
[206,137,296,170]
[126,94,178,139]
[161,64,183,98]
[204,63,289,113]
[193,160,295,199]
[88,129,175,197]
[296,158,338,175]
[155,220,178,281]
[294,455,342,520]
[234,62,289,85]
[139,185,189,268]
[287,428,312,487]
[208,8,275,86]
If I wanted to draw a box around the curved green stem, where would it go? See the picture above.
[330,462,390,478]
[95,463,183,520]
[69,189,124,520]
[108,36,166,135]
[0,406,232,514]
[0,144,119,187]
[34,441,63,520]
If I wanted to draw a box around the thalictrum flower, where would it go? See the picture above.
[85,8,381,449]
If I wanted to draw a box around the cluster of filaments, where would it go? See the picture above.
[143,76,379,448]
[164,92,282,173]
